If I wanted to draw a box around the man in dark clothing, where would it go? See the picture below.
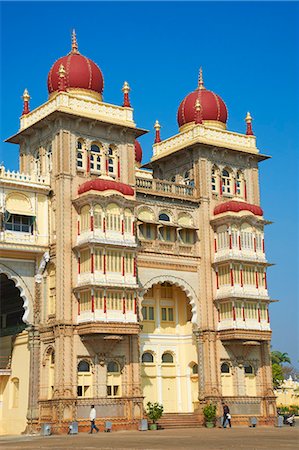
[222,403,232,428]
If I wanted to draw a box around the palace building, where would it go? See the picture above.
[0,32,276,434]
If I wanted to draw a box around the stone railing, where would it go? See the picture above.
[136,177,197,199]
[152,124,257,159]
[0,166,50,187]
[139,239,197,257]
[20,92,135,131]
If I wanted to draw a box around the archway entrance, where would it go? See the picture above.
[0,274,26,337]
[140,282,198,413]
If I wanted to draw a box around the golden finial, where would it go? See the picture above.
[154,119,161,130]
[122,81,130,94]
[195,98,201,111]
[58,64,66,78]
[198,67,204,89]
[245,111,252,123]
[71,29,79,54]
[22,88,30,102]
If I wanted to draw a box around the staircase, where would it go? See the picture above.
[157,413,200,429]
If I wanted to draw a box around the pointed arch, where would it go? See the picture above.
[0,263,33,324]
[141,275,199,325]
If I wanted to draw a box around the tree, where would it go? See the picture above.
[271,351,291,365]
[272,363,284,389]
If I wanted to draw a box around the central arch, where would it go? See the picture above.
[141,275,199,325]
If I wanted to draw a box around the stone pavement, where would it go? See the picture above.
[0,426,298,450]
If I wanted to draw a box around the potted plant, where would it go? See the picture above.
[203,403,217,428]
[146,402,164,430]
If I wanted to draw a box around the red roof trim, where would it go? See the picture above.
[78,179,134,196]
[214,201,263,216]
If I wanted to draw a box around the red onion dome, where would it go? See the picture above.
[78,178,134,196]
[134,140,142,164]
[177,68,228,129]
[47,31,104,96]
[214,201,263,217]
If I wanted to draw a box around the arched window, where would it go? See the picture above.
[192,363,198,375]
[78,360,90,372]
[244,364,254,375]
[221,362,230,373]
[162,352,174,364]
[77,140,84,169]
[159,213,170,222]
[94,204,103,230]
[106,203,121,232]
[222,169,232,195]
[107,361,121,397]
[142,352,154,363]
[90,144,101,173]
[107,361,120,373]
[217,225,229,250]
[80,205,90,233]
[48,350,55,399]
[77,360,92,398]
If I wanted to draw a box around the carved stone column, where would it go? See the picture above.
[194,329,205,401]
[25,325,40,434]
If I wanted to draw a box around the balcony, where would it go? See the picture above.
[216,284,269,300]
[76,229,136,248]
[139,239,197,257]
[218,318,270,332]
[78,309,138,326]
[214,247,267,264]
[0,166,50,189]
[77,272,138,289]
[218,328,272,342]
[0,230,49,250]
[136,177,198,201]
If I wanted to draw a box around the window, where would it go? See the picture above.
[260,303,267,321]
[217,225,229,249]
[160,226,175,242]
[125,253,134,274]
[160,283,172,299]
[94,205,102,230]
[161,307,174,322]
[222,169,232,195]
[106,250,122,273]
[106,203,121,232]
[77,140,84,169]
[107,361,121,397]
[47,145,52,172]
[80,291,91,312]
[142,305,155,321]
[244,364,254,375]
[159,213,170,222]
[221,363,230,374]
[236,171,243,196]
[218,265,230,286]
[106,291,122,311]
[94,290,104,310]
[90,144,101,172]
[219,302,232,320]
[140,223,155,240]
[80,249,91,273]
[243,265,255,285]
[244,302,258,319]
[211,166,218,192]
[80,205,90,232]
[142,352,154,363]
[192,363,198,375]
[124,208,133,233]
[94,248,103,271]
[48,265,56,316]
[180,229,194,244]
[35,151,41,175]
[4,213,34,233]
[162,352,174,364]
[241,224,254,250]
[77,360,92,398]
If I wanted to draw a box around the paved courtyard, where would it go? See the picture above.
[0,427,298,450]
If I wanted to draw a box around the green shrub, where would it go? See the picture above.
[203,403,217,422]
[146,402,164,424]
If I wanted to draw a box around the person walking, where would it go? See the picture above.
[222,403,232,428]
[89,405,99,433]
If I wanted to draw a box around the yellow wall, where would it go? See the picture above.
[0,331,30,435]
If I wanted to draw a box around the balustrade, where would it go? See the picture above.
[136,177,197,199]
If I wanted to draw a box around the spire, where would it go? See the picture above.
[194,98,202,124]
[58,64,67,91]
[71,29,79,54]
[122,81,131,107]
[245,111,254,135]
[22,88,30,115]
[154,120,161,143]
[198,67,205,90]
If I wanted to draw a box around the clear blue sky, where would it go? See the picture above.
[1,2,298,366]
